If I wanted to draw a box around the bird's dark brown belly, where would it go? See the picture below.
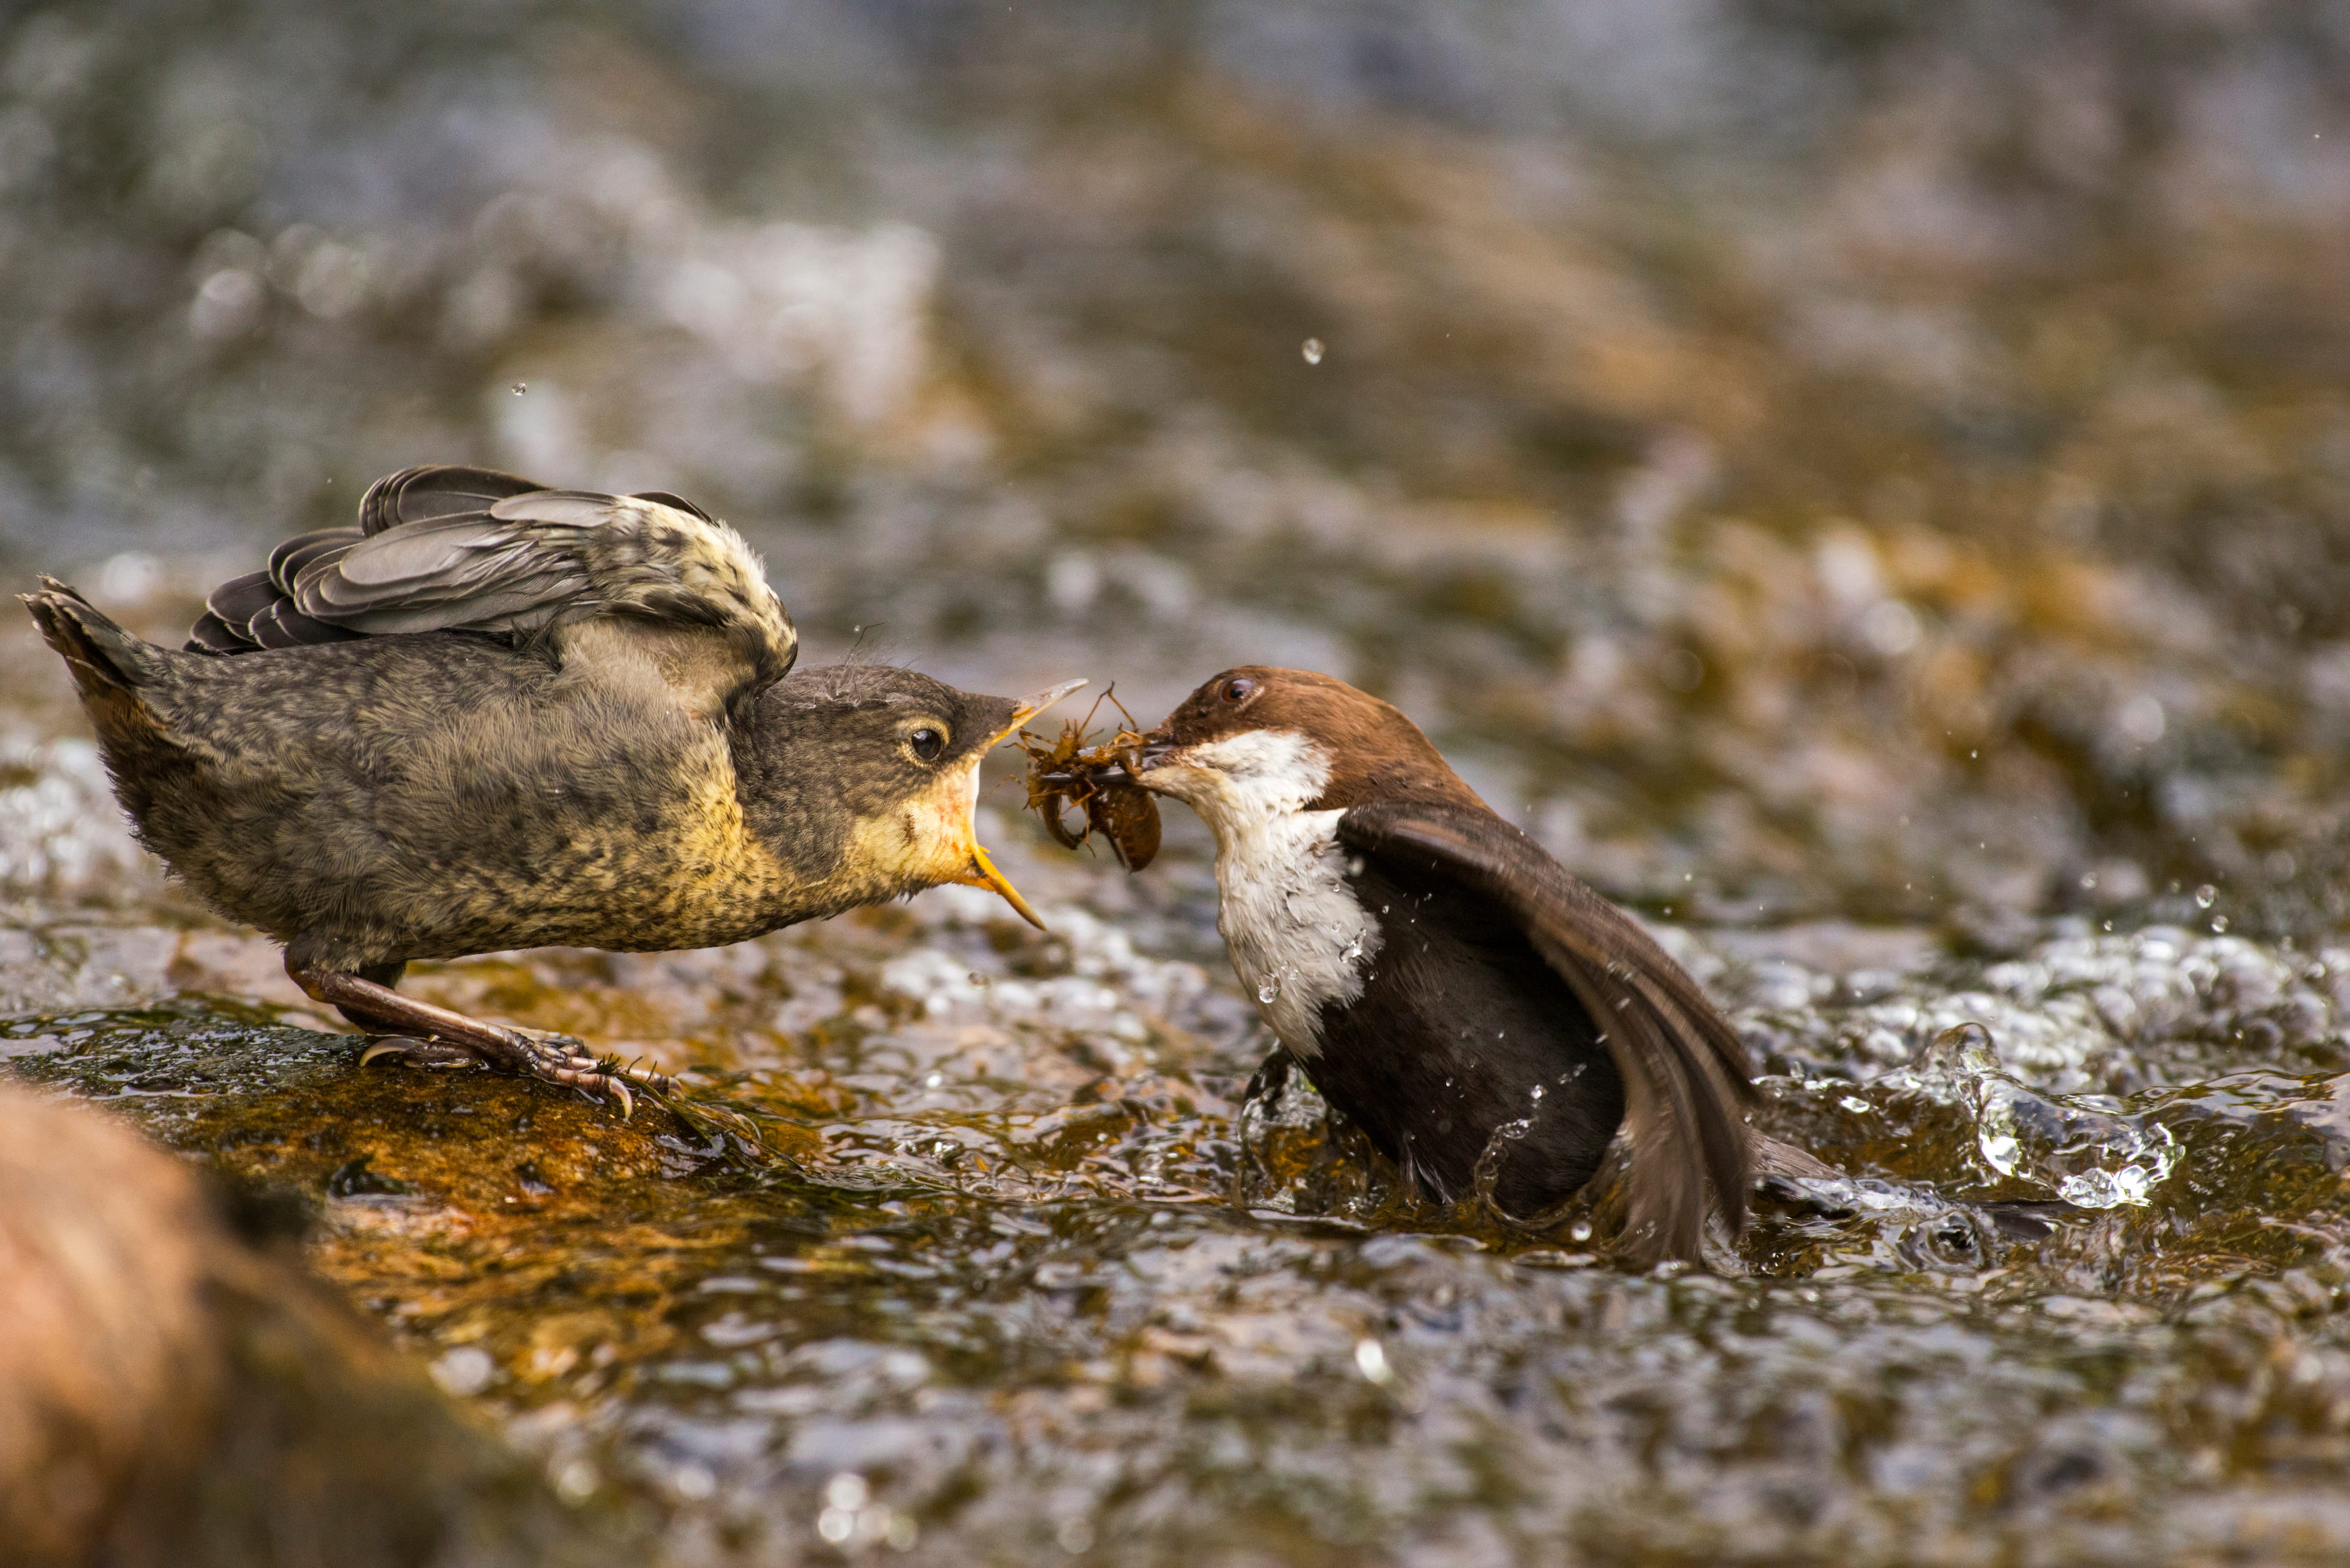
[1303,864,1625,1214]
[106,635,800,966]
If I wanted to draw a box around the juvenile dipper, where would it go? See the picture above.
[24,465,1079,1108]
[1124,667,1755,1261]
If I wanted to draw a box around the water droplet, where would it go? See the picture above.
[1568,1221,1593,1242]
[1353,1337,1391,1382]
[1529,1083,1545,1100]
[1257,976,1282,1004]
[1300,337,1325,365]
[1341,936,1363,961]
[2211,916,2228,933]
[2194,884,2218,909]
[511,381,527,395]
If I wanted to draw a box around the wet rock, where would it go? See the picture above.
[0,1081,639,1568]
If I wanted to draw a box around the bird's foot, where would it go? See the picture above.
[1231,1049,1296,1195]
[290,953,671,1116]
[1241,1050,1293,1110]
[355,1027,671,1117]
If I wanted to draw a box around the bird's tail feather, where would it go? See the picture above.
[23,578,170,687]
[22,578,179,745]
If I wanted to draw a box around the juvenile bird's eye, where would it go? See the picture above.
[908,726,945,763]
[1220,677,1258,705]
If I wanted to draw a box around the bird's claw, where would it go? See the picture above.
[358,1028,668,1118]
[358,1036,479,1069]
[503,1029,664,1116]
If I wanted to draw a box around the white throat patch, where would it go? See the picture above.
[1139,729,1380,1057]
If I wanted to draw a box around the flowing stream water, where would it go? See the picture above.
[9,4,2350,1562]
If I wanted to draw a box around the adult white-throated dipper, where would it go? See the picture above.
[24,465,1081,1110]
[1119,666,1755,1262]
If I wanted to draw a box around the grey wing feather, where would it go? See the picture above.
[186,464,795,706]
[267,528,363,595]
[359,464,545,535]
[1337,800,1755,1264]
[205,571,279,630]
[185,608,254,654]
[182,464,797,707]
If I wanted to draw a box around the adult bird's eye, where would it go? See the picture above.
[908,726,945,763]
[1220,677,1258,705]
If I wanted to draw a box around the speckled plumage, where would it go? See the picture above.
[23,468,1070,1106]
[38,613,1011,968]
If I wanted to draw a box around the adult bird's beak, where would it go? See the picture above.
[1117,735,1177,777]
[952,677,1088,931]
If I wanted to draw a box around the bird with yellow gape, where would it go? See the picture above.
[26,464,1759,1261]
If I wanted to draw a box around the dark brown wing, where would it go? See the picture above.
[1337,798,1755,1263]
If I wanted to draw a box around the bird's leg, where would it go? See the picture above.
[1232,1049,1294,1197]
[284,950,668,1114]
[326,960,412,1032]
[1241,1048,1292,1110]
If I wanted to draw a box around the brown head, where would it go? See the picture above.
[1129,667,1481,829]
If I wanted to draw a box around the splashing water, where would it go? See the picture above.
[1920,1024,2179,1209]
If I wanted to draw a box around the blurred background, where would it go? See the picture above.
[19,8,2350,1563]
[8,0,2350,937]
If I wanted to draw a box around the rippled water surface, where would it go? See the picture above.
[11,3,2350,1563]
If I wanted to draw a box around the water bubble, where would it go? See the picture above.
[2194,884,2218,908]
[2211,916,2228,933]
[511,381,527,395]
[1300,337,1324,365]
[1568,1221,1593,1242]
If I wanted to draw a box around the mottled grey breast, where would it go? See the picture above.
[188,464,797,701]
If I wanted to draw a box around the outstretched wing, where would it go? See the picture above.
[186,465,797,709]
[1337,798,1755,1263]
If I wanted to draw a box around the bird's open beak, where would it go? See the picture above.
[951,677,1088,931]
[1004,678,1090,732]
